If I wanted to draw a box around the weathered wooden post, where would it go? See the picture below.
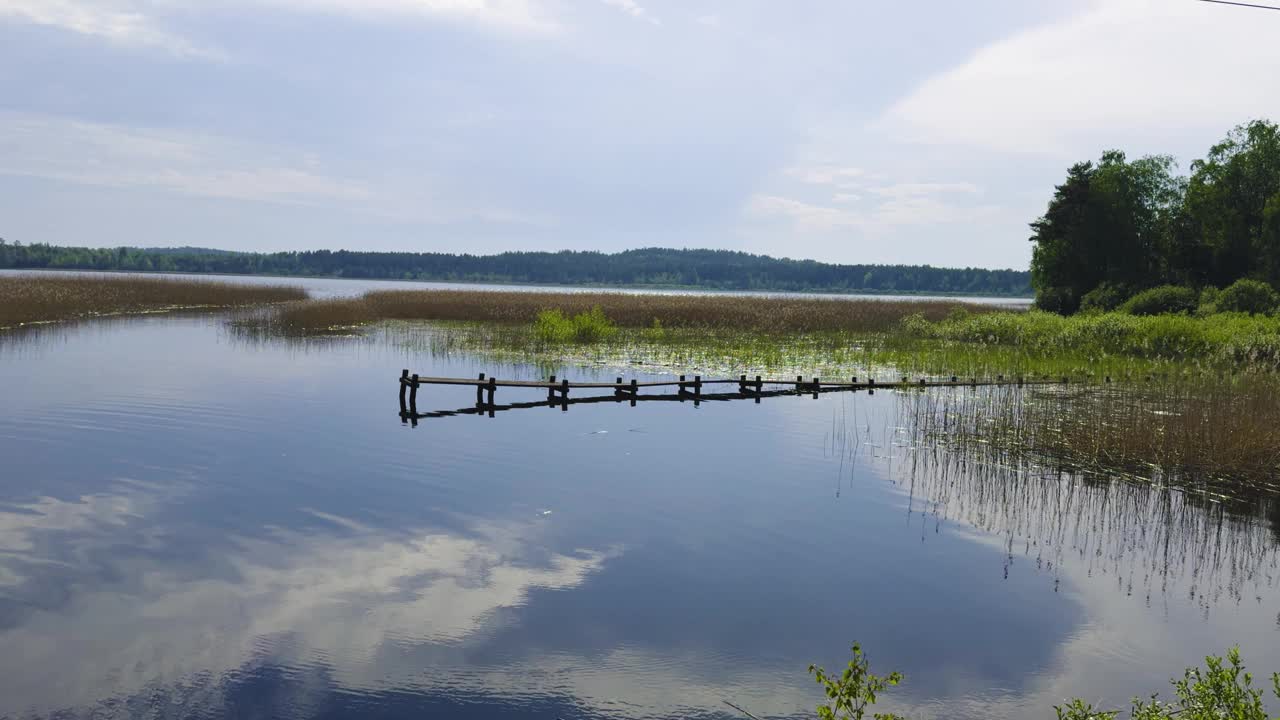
[548,375,557,405]
[811,377,819,399]
[487,376,496,414]
[739,374,748,393]
[693,375,702,398]
[400,369,409,415]
[755,375,763,394]
[678,374,687,401]
[476,373,486,408]
[560,378,570,411]
[409,373,420,415]
[630,378,638,407]
[614,376,625,401]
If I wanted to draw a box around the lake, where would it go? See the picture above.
[0,279,1275,720]
[0,269,1034,306]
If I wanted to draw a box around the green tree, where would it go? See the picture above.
[1184,120,1280,287]
[1030,152,1183,313]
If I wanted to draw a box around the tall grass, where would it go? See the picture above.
[0,275,306,329]
[899,309,1280,369]
[244,289,997,336]
[903,381,1280,488]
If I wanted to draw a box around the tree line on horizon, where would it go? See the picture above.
[0,245,1032,296]
[1031,119,1280,314]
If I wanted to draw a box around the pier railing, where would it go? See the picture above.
[397,371,1073,425]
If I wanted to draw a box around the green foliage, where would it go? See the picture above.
[810,646,1279,720]
[1186,120,1280,287]
[1031,119,1280,311]
[898,308,1280,369]
[1057,648,1280,720]
[0,244,1033,296]
[1217,278,1280,315]
[809,644,905,720]
[1054,698,1118,720]
[1030,152,1184,313]
[532,306,618,344]
[1079,282,1131,313]
[1119,285,1199,316]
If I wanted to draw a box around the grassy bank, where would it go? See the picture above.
[898,309,1280,370]
[0,275,306,330]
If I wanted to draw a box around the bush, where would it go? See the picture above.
[1197,286,1222,316]
[1034,286,1078,315]
[533,306,618,344]
[1119,285,1198,316]
[1079,282,1131,313]
[1217,278,1280,315]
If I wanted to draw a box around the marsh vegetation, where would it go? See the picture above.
[0,274,305,330]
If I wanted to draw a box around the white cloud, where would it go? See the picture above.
[866,182,980,199]
[747,194,863,231]
[786,164,866,189]
[269,0,559,33]
[600,0,657,24]
[0,112,371,207]
[0,0,558,55]
[748,184,1002,235]
[0,0,212,57]
[882,0,1280,154]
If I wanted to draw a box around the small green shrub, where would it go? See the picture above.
[1079,282,1131,313]
[1055,647,1279,720]
[1119,285,1198,316]
[809,644,905,720]
[532,306,617,344]
[1217,279,1280,315]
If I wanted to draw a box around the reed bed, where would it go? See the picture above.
[904,380,1280,489]
[0,274,306,329]
[245,289,995,336]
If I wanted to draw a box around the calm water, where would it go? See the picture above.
[1,312,1277,719]
[0,269,1033,307]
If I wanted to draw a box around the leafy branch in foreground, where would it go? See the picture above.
[1056,647,1280,720]
[809,645,1279,720]
[809,643,905,720]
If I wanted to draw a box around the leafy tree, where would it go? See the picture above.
[1030,152,1183,313]
[1184,120,1280,287]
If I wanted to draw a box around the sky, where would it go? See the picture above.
[1,0,1278,270]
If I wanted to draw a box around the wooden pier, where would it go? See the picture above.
[398,370,1072,425]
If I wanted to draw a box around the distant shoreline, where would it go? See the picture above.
[0,267,1035,301]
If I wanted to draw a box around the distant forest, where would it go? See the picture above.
[0,244,1032,296]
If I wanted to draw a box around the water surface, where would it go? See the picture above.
[0,312,1276,720]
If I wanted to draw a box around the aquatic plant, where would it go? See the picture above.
[532,306,618,344]
[0,274,306,330]
[239,288,999,336]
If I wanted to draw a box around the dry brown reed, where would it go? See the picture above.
[0,274,307,329]
[905,381,1280,488]
[258,289,996,335]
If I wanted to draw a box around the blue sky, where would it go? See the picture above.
[1,0,1277,269]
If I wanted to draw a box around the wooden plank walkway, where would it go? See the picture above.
[397,370,1075,424]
